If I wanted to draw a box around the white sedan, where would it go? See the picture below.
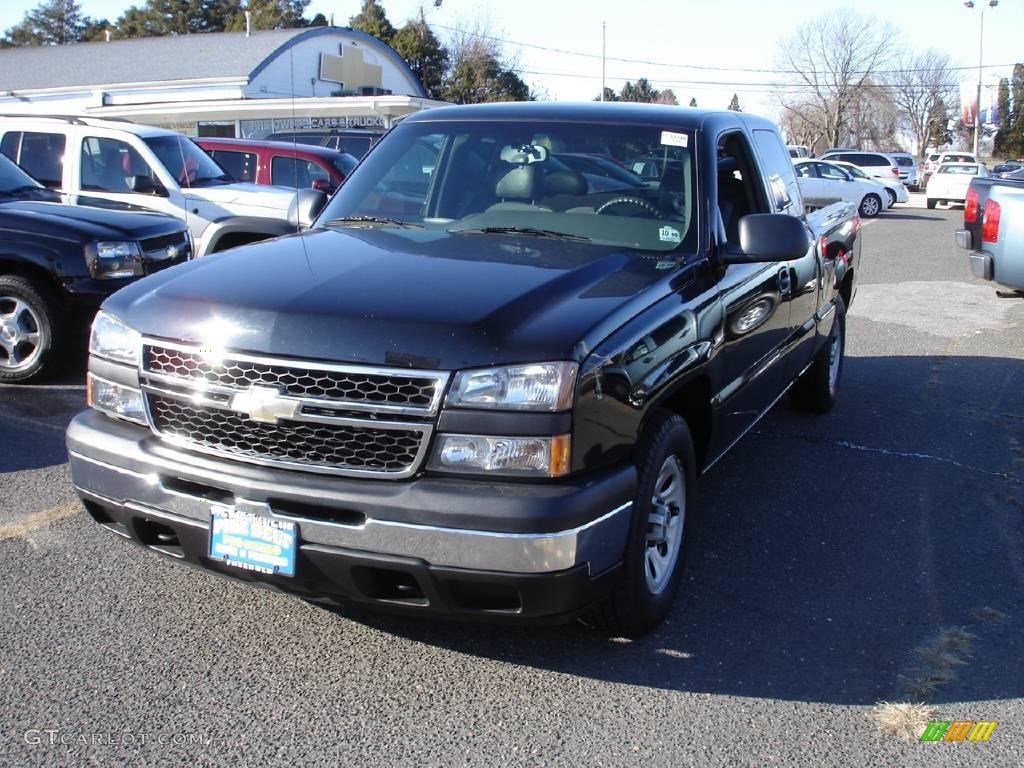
[793,159,891,218]
[926,162,989,209]
[829,160,909,207]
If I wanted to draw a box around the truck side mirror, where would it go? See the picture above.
[129,175,167,197]
[733,214,811,262]
[287,188,328,230]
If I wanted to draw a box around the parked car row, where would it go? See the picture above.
[793,158,904,218]
[0,114,372,382]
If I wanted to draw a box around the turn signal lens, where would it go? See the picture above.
[964,187,979,223]
[981,198,1001,243]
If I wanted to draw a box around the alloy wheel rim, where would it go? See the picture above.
[862,196,879,216]
[0,296,43,371]
[645,455,686,595]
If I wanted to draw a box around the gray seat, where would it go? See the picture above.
[487,164,550,211]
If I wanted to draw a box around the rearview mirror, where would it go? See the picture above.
[287,188,328,230]
[733,214,811,262]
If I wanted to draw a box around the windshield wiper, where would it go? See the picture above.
[324,216,425,229]
[450,226,591,242]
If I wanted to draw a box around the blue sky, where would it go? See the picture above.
[1,0,1021,117]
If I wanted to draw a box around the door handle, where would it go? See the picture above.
[777,267,792,297]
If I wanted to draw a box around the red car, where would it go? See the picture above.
[195,137,358,194]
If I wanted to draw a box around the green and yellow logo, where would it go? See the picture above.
[920,720,997,742]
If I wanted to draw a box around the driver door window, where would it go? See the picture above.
[81,136,157,194]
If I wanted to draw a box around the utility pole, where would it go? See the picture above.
[601,22,606,101]
[964,0,998,157]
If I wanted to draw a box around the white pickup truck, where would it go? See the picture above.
[0,115,298,256]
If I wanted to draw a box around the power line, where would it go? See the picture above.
[432,22,1018,77]
[512,68,996,93]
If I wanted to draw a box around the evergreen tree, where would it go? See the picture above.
[993,77,1012,157]
[391,13,448,100]
[593,87,619,102]
[3,0,85,46]
[1010,63,1024,158]
[619,78,659,103]
[79,17,111,41]
[926,96,952,148]
[688,97,698,107]
[349,0,395,44]
[728,93,742,111]
[225,0,310,32]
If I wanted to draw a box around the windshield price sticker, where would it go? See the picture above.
[660,131,689,148]
[659,226,682,244]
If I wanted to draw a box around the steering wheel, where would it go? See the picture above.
[595,197,663,218]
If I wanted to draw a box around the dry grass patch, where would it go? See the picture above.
[868,701,937,742]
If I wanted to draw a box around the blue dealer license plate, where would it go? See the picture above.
[209,506,297,577]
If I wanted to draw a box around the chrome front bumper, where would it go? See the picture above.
[67,411,635,576]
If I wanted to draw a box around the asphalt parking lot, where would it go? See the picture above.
[1,197,1022,767]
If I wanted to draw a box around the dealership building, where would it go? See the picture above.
[0,26,446,137]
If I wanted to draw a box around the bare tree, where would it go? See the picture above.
[886,49,959,155]
[774,9,900,148]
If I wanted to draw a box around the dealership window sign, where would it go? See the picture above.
[240,116,385,139]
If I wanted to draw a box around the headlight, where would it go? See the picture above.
[446,362,577,411]
[89,311,141,366]
[85,241,143,279]
[86,373,147,425]
[428,433,571,477]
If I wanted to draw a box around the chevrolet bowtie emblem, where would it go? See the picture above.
[229,386,299,424]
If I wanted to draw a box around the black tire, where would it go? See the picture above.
[885,189,897,207]
[858,193,882,218]
[0,275,65,383]
[584,413,696,637]
[926,198,937,209]
[789,295,846,413]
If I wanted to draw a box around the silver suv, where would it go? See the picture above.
[0,115,298,256]
[887,152,920,191]
[818,150,901,185]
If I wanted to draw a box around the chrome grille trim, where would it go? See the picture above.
[138,339,449,478]
[142,387,433,479]
[141,338,449,417]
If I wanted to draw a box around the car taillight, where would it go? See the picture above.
[982,198,1001,243]
[964,187,979,223]
[891,167,899,176]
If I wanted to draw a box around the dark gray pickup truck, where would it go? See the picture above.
[67,103,861,635]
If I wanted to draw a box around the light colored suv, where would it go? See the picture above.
[0,115,298,256]
[887,152,919,191]
[817,150,901,185]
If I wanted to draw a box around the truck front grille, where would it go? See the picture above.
[139,340,448,478]
[147,395,425,475]
[144,345,440,411]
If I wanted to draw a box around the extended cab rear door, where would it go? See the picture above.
[750,127,821,380]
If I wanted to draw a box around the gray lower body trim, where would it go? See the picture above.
[69,450,632,575]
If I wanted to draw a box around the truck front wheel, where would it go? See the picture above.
[585,413,696,637]
[789,295,846,413]
[0,275,64,383]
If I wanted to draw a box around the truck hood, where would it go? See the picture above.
[103,227,681,370]
[0,201,186,242]
[185,183,295,219]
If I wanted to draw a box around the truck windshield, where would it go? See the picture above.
[144,135,232,187]
[317,120,697,253]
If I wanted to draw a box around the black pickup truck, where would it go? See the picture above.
[67,103,860,635]
[0,153,191,382]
